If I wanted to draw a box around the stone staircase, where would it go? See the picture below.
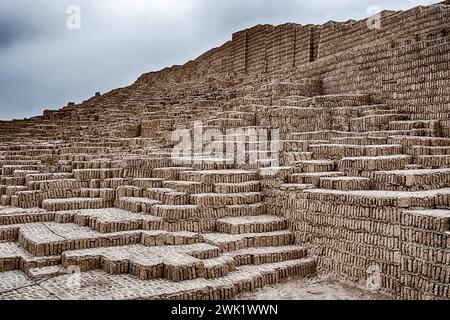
[1,30,450,299]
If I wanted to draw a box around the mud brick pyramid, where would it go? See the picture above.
[1,1,450,300]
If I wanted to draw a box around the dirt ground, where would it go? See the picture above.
[237,275,393,300]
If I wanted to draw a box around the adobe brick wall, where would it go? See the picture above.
[136,23,322,83]
[263,185,450,299]
[317,4,450,59]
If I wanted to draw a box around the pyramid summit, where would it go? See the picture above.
[0,1,449,300]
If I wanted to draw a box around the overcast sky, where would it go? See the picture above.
[0,0,436,120]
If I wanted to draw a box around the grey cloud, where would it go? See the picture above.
[0,0,67,49]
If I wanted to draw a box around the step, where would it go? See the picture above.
[287,130,349,141]
[282,152,313,163]
[0,207,52,226]
[0,242,61,273]
[12,170,40,178]
[131,178,164,189]
[27,179,89,191]
[24,173,74,184]
[224,203,267,217]
[28,265,64,280]
[259,166,295,179]
[214,181,261,194]
[366,130,423,137]
[216,111,256,121]
[337,155,412,175]
[29,258,316,300]
[42,198,107,211]
[416,155,450,168]
[202,256,236,279]
[11,190,43,208]
[122,157,171,169]
[116,186,145,199]
[191,192,262,207]
[304,187,450,209]
[140,231,203,247]
[0,177,26,186]
[291,130,347,141]
[280,183,315,191]
[224,246,308,266]
[146,203,266,231]
[203,230,294,252]
[1,186,28,196]
[332,104,390,117]
[0,224,21,242]
[62,243,219,282]
[189,160,235,171]
[116,197,161,214]
[162,180,213,194]
[350,114,408,132]
[284,140,330,152]
[58,208,164,233]
[146,188,190,205]
[152,167,193,180]
[179,170,258,184]
[288,172,345,185]
[309,144,403,159]
[361,109,395,116]
[150,205,199,220]
[388,136,450,147]
[216,215,287,234]
[291,160,335,173]
[407,146,450,156]
[0,160,41,167]
[18,222,143,256]
[73,169,123,180]
[402,209,450,232]
[71,160,122,170]
[205,118,255,127]
[319,176,372,191]
[388,120,439,131]
[2,165,40,176]
[77,188,116,202]
[331,136,388,145]
[404,164,423,170]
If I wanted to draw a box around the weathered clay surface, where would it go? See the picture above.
[0,1,450,300]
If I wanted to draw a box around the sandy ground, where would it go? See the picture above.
[237,275,393,300]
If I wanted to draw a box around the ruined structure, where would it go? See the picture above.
[0,1,449,300]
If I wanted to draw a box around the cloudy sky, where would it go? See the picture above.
[0,0,436,120]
